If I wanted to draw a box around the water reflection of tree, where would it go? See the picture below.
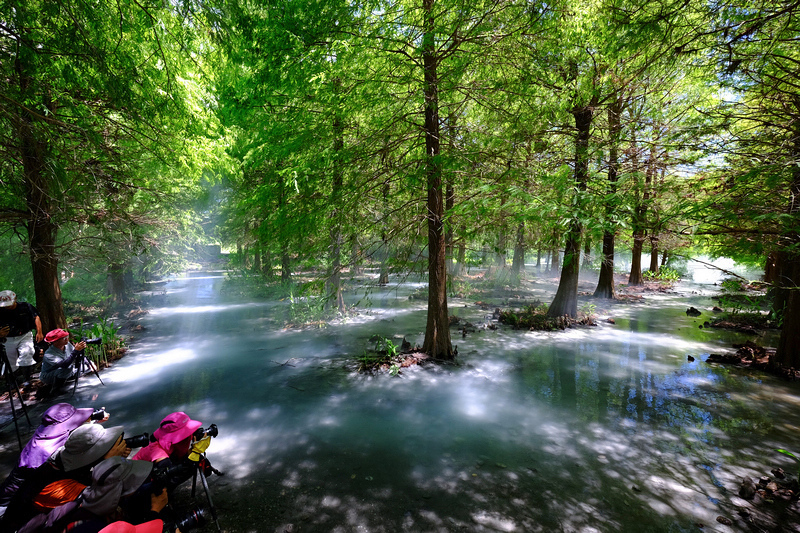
[518,338,772,442]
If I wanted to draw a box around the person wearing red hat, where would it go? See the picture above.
[99,519,164,533]
[39,329,87,395]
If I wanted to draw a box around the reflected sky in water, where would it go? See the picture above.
[1,270,797,532]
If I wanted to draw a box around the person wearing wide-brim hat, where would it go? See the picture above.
[1,423,130,531]
[39,328,87,396]
[0,403,106,517]
[0,289,43,387]
[134,412,202,465]
[17,456,168,533]
[132,412,209,493]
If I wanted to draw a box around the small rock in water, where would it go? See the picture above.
[686,307,702,317]
[739,476,757,499]
[716,516,733,526]
[606,318,616,324]
[771,467,786,479]
[688,355,695,362]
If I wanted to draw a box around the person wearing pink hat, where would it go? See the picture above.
[133,412,221,493]
[39,328,87,395]
[134,412,202,466]
[0,289,43,386]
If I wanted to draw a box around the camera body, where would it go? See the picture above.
[193,423,218,440]
[124,432,151,448]
[90,409,107,421]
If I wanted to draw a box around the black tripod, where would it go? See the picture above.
[0,339,32,451]
[71,349,104,396]
[190,451,223,532]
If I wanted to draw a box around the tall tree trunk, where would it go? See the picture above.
[421,0,452,359]
[511,222,525,279]
[379,179,390,285]
[629,138,651,286]
[350,235,362,276]
[594,96,621,299]
[445,113,456,276]
[550,246,560,274]
[18,35,65,331]
[582,237,592,271]
[326,107,346,313]
[454,242,466,277]
[649,236,659,274]
[281,243,291,283]
[776,105,800,367]
[106,263,127,304]
[264,249,274,280]
[548,104,594,318]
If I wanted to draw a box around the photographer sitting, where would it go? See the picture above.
[0,403,106,518]
[16,456,186,533]
[39,328,85,395]
[1,423,130,530]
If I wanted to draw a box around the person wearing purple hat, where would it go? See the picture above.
[0,423,130,531]
[0,403,104,518]
[0,290,43,387]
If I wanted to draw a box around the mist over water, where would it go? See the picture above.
[1,264,798,532]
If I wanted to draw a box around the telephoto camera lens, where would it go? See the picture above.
[124,432,151,448]
[170,507,206,532]
[193,423,219,440]
[84,337,103,345]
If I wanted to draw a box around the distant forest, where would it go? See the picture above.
[1,1,798,363]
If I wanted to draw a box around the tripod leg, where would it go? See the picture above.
[71,360,81,396]
[1,350,32,451]
[85,358,105,386]
[197,464,222,533]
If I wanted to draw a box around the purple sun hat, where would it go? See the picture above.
[19,403,94,469]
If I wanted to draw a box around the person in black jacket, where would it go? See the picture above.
[0,290,43,386]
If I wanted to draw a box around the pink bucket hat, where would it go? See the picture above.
[99,520,163,533]
[44,328,69,343]
[153,412,202,453]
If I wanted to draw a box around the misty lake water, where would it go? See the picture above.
[2,262,800,532]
